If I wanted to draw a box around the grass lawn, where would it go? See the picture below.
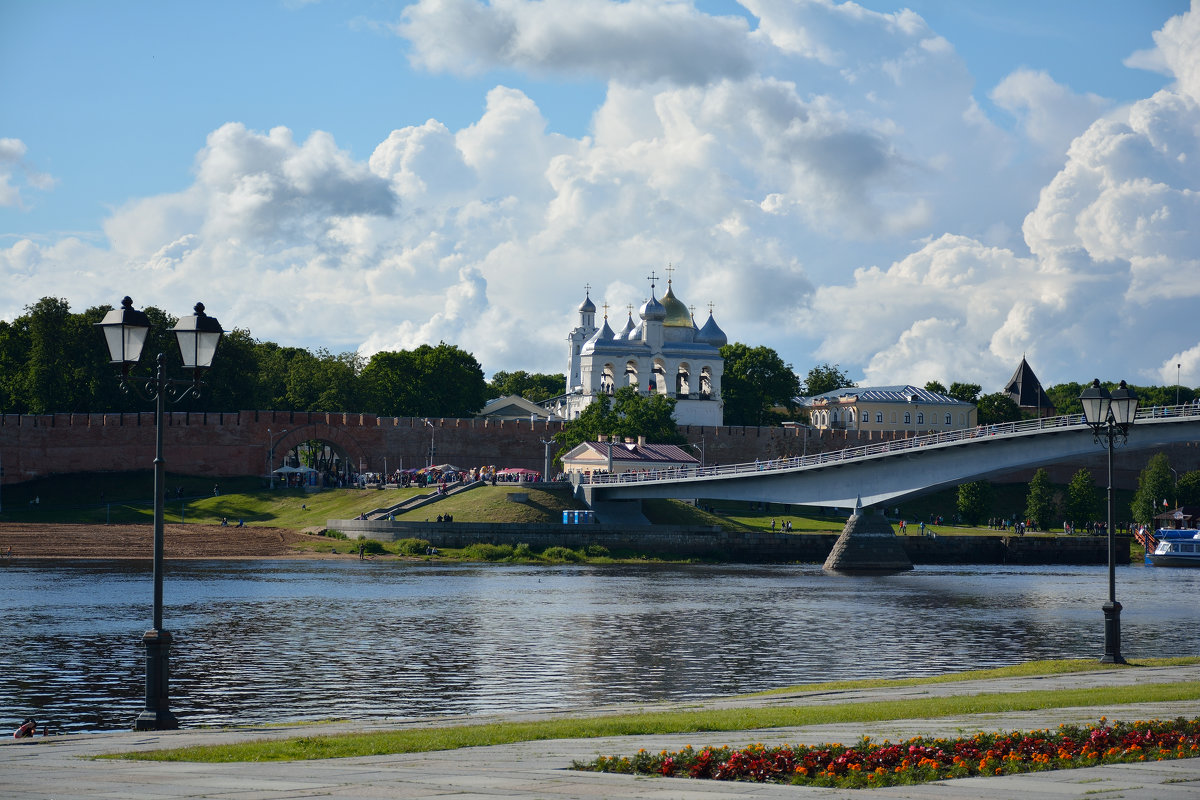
[107,657,1200,763]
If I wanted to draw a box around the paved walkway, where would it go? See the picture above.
[4,665,1200,799]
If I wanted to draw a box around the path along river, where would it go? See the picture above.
[2,559,1199,733]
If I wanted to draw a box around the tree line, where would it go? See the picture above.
[956,453,1200,530]
[1,297,1193,427]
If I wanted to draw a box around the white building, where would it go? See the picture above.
[550,276,726,427]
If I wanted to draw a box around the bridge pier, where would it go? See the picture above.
[823,499,913,574]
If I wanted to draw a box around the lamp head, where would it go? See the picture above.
[171,302,224,369]
[96,296,151,367]
[1079,378,1112,429]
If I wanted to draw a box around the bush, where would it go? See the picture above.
[512,542,533,559]
[357,538,386,555]
[541,546,583,562]
[584,543,609,557]
[395,537,432,556]
[322,529,348,540]
[464,543,514,561]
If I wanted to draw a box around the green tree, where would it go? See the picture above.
[1046,382,1086,416]
[1132,453,1175,525]
[947,382,981,403]
[720,343,802,426]
[1177,470,1200,507]
[957,480,993,525]
[487,370,563,402]
[802,362,855,397]
[976,392,1021,425]
[1024,468,1057,531]
[1065,468,1100,528]
[361,343,486,417]
[552,387,682,465]
[924,380,947,394]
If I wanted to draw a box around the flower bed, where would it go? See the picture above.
[573,718,1200,789]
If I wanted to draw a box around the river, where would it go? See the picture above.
[2,560,1198,733]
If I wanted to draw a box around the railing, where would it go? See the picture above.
[577,403,1200,486]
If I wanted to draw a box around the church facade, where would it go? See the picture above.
[548,275,726,427]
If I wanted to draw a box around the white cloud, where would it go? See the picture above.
[398,0,754,86]
[0,138,56,209]
[990,68,1110,158]
[4,1,1200,393]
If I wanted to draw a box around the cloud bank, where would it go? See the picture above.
[3,0,1199,393]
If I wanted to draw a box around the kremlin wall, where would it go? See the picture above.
[1,408,1192,489]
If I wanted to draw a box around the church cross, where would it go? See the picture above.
[665,263,675,284]
[602,302,610,319]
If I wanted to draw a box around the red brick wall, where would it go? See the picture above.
[1,411,1194,487]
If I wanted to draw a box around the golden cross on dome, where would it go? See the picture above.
[665,263,675,283]
[602,302,610,319]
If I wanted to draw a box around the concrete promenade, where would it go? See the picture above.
[4,665,1200,799]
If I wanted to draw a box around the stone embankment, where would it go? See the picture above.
[332,518,1129,565]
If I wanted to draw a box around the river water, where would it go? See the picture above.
[2,560,1198,733]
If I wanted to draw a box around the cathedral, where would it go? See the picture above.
[550,272,726,427]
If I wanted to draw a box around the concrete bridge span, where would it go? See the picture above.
[579,406,1200,509]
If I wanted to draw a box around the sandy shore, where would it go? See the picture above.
[0,522,337,559]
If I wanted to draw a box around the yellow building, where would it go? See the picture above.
[800,385,976,434]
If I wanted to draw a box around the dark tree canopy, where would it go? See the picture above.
[1065,468,1100,527]
[802,362,855,397]
[976,392,1022,425]
[552,386,683,465]
[720,343,802,426]
[361,343,487,418]
[1024,468,1058,531]
[1132,453,1175,525]
[956,480,993,525]
[487,370,564,403]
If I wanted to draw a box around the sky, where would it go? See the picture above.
[2,0,1198,395]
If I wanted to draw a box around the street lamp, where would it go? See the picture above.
[1079,378,1139,665]
[268,428,289,489]
[424,419,436,468]
[97,296,223,730]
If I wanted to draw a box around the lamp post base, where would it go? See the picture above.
[134,629,179,731]
[1100,600,1126,665]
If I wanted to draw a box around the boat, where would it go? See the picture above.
[1146,529,1200,567]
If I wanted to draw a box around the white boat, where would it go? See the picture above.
[1147,529,1200,567]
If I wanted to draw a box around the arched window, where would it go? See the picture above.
[945,413,952,425]
[904,412,911,424]
[917,413,924,425]
[876,412,883,423]
[861,411,869,422]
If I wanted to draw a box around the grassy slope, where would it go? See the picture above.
[113,657,1200,763]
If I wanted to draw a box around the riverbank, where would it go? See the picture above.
[4,665,1199,799]
[0,522,334,559]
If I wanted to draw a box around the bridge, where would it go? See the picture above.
[577,405,1200,509]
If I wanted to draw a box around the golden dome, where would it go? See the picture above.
[661,281,692,327]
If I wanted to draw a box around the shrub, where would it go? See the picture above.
[464,543,514,561]
[395,537,432,556]
[357,539,386,555]
[541,546,583,562]
[322,529,348,540]
[512,542,533,559]
[584,543,609,557]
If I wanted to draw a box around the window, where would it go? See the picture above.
[904,412,911,424]
[917,413,924,425]
[876,412,883,423]
[861,411,869,422]
[945,413,952,425]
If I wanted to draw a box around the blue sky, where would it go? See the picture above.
[2,0,1198,392]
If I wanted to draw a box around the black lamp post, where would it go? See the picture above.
[1079,378,1139,665]
[96,297,223,730]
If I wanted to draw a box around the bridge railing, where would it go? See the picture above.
[577,403,1200,486]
